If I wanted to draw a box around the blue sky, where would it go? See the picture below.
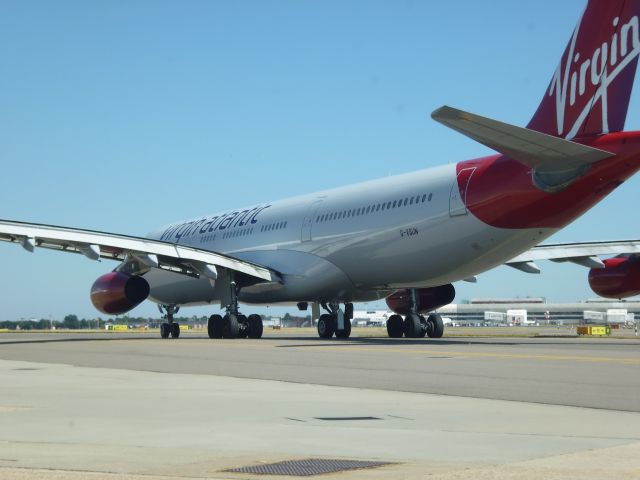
[1,0,638,320]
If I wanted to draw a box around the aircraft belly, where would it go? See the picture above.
[143,250,356,306]
[234,249,354,303]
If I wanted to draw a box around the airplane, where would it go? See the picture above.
[2,0,640,341]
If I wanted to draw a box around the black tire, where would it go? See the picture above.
[247,314,264,339]
[317,314,336,339]
[223,313,240,339]
[386,314,404,338]
[404,313,422,338]
[160,322,170,339]
[418,315,427,338]
[207,314,224,339]
[344,303,354,320]
[427,313,445,338]
[236,314,248,339]
[170,323,180,338]
[335,318,352,339]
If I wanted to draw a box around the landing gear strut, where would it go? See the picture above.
[206,277,263,340]
[159,304,180,339]
[317,302,353,339]
[385,289,445,339]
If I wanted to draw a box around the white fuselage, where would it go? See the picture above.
[145,163,556,306]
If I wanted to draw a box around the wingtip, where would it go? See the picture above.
[431,105,465,123]
[430,105,450,121]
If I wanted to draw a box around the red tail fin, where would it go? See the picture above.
[528,0,640,139]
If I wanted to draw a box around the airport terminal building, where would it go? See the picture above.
[433,298,639,326]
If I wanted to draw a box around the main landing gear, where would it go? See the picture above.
[158,304,181,339]
[386,312,444,338]
[207,313,263,339]
[317,302,353,339]
[206,278,263,340]
[386,289,445,339]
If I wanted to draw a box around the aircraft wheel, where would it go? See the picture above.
[160,322,170,339]
[247,314,264,339]
[317,314,336,339]
[404,313,422,338]
[170,323,180,338]
[426,313,444,338]
[335,318,352,339]
[207,314,224,338]
[223,314,240,339]
[237,314,248,339]
[386,314,404,338]
[418,315,427,338]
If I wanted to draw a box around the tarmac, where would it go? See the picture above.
[0,330,639,479]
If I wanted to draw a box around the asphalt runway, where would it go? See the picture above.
[1,331,639,479]
[0,331,638,411]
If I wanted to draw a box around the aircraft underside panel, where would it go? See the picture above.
[145,249,356,306]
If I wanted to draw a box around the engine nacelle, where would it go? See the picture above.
[385,284,455,315]
[588,256,640,299]
[90,272,150,315]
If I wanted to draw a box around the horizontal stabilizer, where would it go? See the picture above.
[431,106,615,190]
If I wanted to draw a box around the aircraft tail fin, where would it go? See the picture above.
[527,0,640,139]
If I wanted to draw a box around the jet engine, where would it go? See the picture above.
[588,256,640,299]
[385,284,455,315]
[90,272,150,315]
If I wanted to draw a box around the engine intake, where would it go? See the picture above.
[386,284,455,315]
[588,256,640,299]
[90,272,150,315]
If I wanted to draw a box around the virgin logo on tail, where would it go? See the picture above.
[550,13,640,139]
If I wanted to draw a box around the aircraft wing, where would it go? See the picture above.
[0,219,278,282]
[505,240,640,273]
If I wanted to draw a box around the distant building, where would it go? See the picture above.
[264,316,281,328]
[352,310,391,326]
[436,299,640,326]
